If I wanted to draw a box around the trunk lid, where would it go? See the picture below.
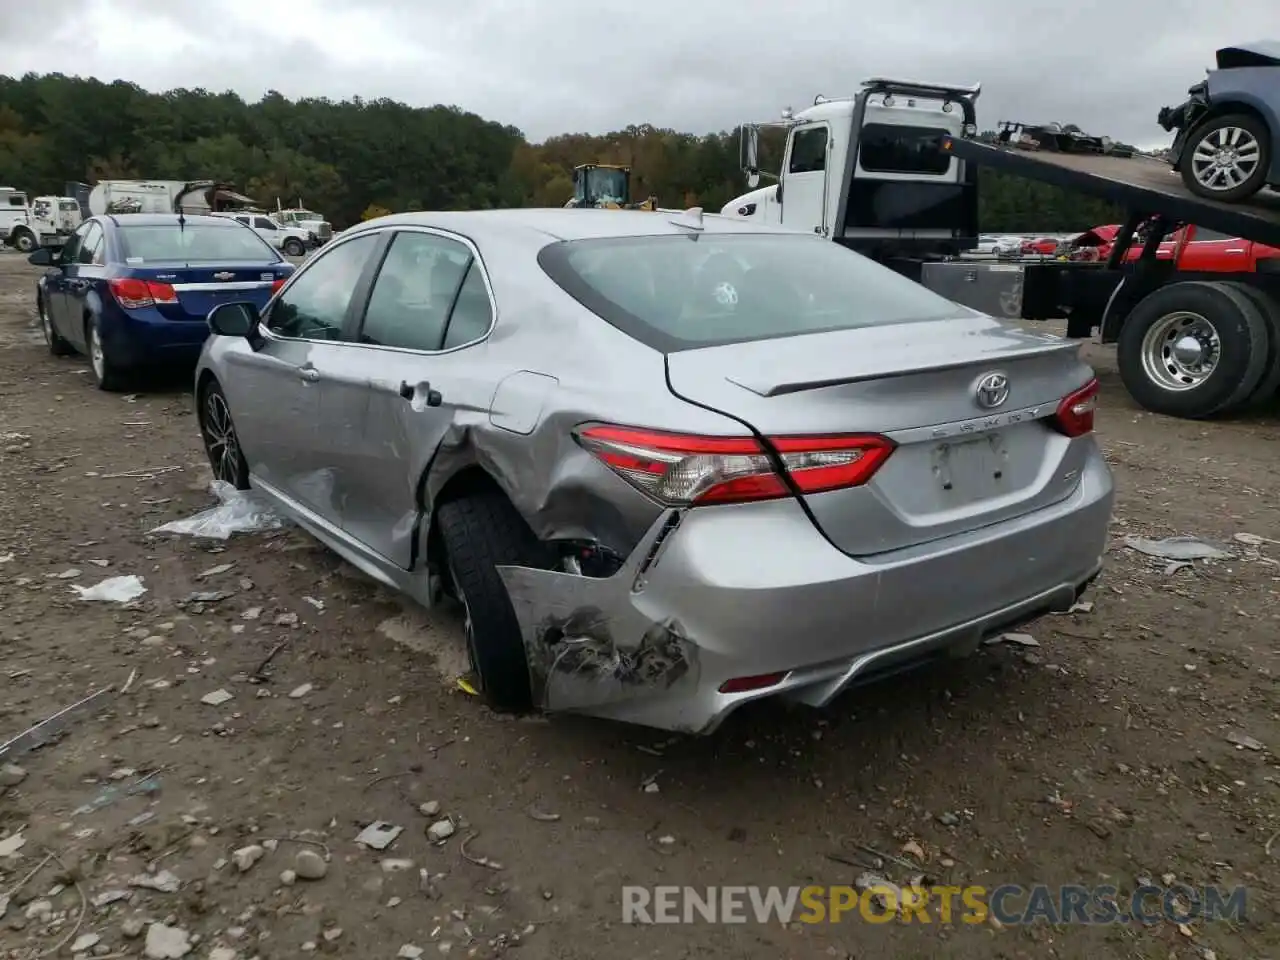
[664,315,1094,556]
[126,263,288,321]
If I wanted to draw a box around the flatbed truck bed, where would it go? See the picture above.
[933,137,1280,420]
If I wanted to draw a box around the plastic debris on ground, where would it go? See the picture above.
[70,574,147,603]
[1123,536,1233,561]
[151,480,286,540]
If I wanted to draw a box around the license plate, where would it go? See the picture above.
[932,433,1008,499]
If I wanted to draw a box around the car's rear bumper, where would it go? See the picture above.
[101,311,210,367]
[499,449,1114,735]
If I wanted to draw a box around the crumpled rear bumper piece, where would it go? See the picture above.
[498,452,1114,735]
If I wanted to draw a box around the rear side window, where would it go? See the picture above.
[539,233,959,352]
[118,223,279,262]
[357,231,474,351]
[858,123,951,175]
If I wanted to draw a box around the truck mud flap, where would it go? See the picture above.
[496,513,700,713]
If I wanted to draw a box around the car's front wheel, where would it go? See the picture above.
[198,379,251,490]
[12,230,36,253]
[1180,113,1271,203]
[436,488,556,711]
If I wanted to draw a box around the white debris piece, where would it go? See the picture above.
[129,869,181,893]
[144,922,192,959]
[151,480,285,540]
[1124,536,1232,561]
[71,574,147,603]
[70,933,101,953]
[426,819,455,842]
[356,821,404,850]
[200,689,234,707]
[398,946,424,960]
[288,683,313,699]
[0,832,26,858]
[232,844,265,872]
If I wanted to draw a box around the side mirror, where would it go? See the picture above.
[741,125,761,181]
[775,181,783,204]
[27,248,54,266]
[207,301,260,337]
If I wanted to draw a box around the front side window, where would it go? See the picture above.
[266,234,378,340]
[789,126,828,173]
[254,217,277,231]
[539,232,960,352]
[358,232,473,351]
[858,123,952,175]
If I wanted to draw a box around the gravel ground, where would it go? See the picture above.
[0,250,1277,960]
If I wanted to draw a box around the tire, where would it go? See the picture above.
[85,316,129,392]
[38,293,73,356]
[1117,280,1269,419]
[198,379,251,490]
[1179,113,1271,203]
[435,489,555,711]
[283,238,305,257]
[1229,283,1280,408]
[13,230,36,254]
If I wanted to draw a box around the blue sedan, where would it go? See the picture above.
[30,214,296,390]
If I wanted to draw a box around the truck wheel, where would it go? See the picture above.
[13,230,36,253]
[1117,281,1269,418]
[435,488,556,712]
[1228,283,1280,407]
[1180,113,1270,203]
[283,238,305,257]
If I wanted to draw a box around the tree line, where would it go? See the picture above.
[0,73,1122,233]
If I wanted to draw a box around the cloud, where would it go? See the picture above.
[0,0,1267,144]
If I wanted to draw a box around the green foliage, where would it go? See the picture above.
[0,72,1122,232]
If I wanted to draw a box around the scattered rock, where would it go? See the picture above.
[1226,731,1264,752]
[419,800,441,817]
[144,922,191,959]
[121,917,146,939]
[427,819,455,843]
[398,946,424,959]
[900,840,925,861]
[0,763,27,787]
[208,948,238,960]
[936,811,960,827]
[232,844,266,872]
[200,689,233,707]
[294,849,328,880]
[129,869,181,893]
[71,933,101,953]
[288,683,313,699]
[280,869,297,885]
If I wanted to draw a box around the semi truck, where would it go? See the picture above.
[724,74,1280,420]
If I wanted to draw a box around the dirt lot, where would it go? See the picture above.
[0,250,1277,960]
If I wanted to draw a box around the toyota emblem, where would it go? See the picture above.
[974,372,1010,409]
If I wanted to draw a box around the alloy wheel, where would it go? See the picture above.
[88,325,105,380]
[1191,126,1261,192]
[201,389,243,485]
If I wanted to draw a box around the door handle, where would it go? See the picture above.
[298,367,320,383]
[1225,248,1245,254]
[399,380,443,407]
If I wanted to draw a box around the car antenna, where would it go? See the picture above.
[667,207,704,231]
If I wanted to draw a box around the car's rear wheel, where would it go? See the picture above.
[283,238,305,257]
[38,294,73,356]
[1118,281,1269,418]
[198,379,250,490]
[436,489,555,711]
[85,316,128,392]
[1180,113,1271,203]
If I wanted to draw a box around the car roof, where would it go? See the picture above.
[102,213,240,228]
[342,208,805,244]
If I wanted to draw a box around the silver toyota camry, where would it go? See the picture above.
[195,208,1114,734]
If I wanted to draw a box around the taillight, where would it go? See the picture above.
[1052,378,1099,437]
[574,424,895,506]
[108,277,177,309]
[271,278,287,294]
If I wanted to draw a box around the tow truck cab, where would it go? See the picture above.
[728,78,980,262]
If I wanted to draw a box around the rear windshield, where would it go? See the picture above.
[858,123,952,175]
[118,223,279,263]
[538,233,961,352]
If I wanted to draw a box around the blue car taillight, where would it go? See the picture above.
[109,277,178,309]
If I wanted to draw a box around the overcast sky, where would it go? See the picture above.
[0,0,1269,147]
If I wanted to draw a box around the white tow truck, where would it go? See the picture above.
[724,76,1280,420]
[1,188,82,251]
[273,200,333,245]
